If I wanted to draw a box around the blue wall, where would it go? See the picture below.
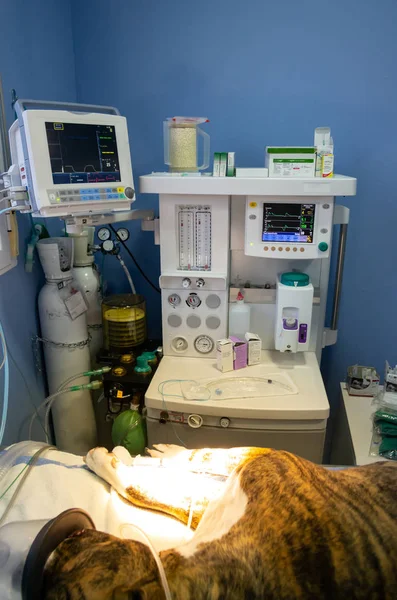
[72,0,397,422]
[0,0,76,444]
[2,0,396,444]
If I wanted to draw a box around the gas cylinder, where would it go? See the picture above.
[70,228,103,365]
[37,237,97,454]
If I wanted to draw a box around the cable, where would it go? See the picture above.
[119,523,172,600]
[109,224,160,293]
[158,380,190,448]
[0,445,54,526]
[29,368,109,441]
[0,320,9,445]
[0,329,6,371]
[28,372,88,441]
[0,205,27,217]
[117,254,136,294]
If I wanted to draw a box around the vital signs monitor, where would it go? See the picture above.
[9,100,135,217]
[244,196,333,259]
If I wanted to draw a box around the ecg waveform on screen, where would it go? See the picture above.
[266,211,303,218]
[266,223,301,231]
[262,203,315,243]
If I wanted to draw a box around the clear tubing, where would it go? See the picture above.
[117,254,136,294]
[44,381,102,439]
[28,368,109,441]
[43,390,75,441]
[0,444,52,526]
[0,329,7,371]
[28,371,89,441]
[119,523,172,600]
[0,320,9,445]
[0,206,26,216]
[0,441,43,484]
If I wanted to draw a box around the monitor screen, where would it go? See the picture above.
[262,203,315,243]
[45,122,121,185]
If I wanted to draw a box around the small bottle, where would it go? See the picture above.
[134,356,152,377]
[229,290,251,339]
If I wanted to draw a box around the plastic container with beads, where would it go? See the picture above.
[102,294,147,353]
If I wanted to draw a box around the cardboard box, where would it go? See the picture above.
[219,153,227,177]
[216,338,234,372]
[227,152,235,177]
[229,336,247,370]
[266,146,316,178]
[245,332,262,365]
[213,152,221,177]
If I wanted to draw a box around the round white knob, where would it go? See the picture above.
[182,278,191,289]
[188,414,203,428]
[220,417,230,428]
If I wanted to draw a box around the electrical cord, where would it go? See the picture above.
[0,329,6,371]
[109,223,160,293]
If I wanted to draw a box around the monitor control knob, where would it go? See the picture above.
[124,187,135,199]
[182,278,191,289]
[196,278,205,288]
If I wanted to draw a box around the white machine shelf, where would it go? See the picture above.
[140,173,357,196]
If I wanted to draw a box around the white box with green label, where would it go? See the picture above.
[266,147,316,178]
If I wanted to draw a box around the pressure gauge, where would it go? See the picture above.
[102,239,115,253]
[116,227,130,242]
[194,335,214,354]
[98,227,111,241]
[168,294,181,307]
[171,337,188,352]
[186,293,201,308]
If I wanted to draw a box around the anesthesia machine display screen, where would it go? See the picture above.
[45,122,121,185]
[262,203,315,243]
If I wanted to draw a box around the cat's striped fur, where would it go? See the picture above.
[43,445,397,599]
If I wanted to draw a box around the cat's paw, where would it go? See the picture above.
[85,447,121,488]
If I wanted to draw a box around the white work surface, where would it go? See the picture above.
[332,384,387,466]
[146,351,329,424]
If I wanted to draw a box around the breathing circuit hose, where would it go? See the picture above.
[43,380,103,439]
[29,367,110,441]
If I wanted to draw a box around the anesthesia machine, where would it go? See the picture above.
[140,123,356,461]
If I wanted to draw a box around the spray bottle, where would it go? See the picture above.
[229,290,251,339]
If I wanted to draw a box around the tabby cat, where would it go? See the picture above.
[43,445,397,599]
